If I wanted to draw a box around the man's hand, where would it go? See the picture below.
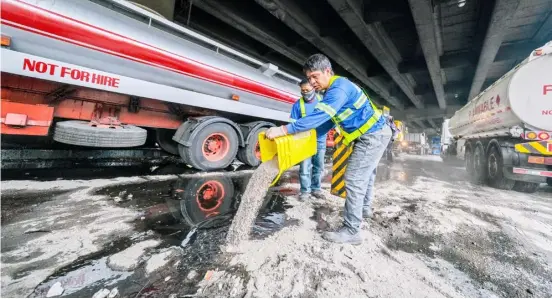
[265,126,288,140]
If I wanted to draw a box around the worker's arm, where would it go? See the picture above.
[285,87,347,134]
[289,102,299,123]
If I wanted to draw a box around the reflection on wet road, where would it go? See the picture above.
[1,168,296,298]
[95,172,295,245]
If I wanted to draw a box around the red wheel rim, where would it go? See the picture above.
[202,133,230,162]
[254,141,261,160]
[195,181,225,216]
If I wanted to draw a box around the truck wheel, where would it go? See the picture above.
[175,176,235,227]
[471,143,487,184]
[178,122,238,170]
[486,146,515,190]
[465,145,474,175]
[237,127,266,167]
[53,120,147,147]
[513,181,540,194]
[156,129,179,155]
[547,178,552,187]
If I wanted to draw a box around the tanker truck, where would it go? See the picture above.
[0,0,303,171]
[441,41,552,193]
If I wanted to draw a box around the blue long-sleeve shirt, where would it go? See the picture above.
[289,95,327,143]
[286,77,385,138]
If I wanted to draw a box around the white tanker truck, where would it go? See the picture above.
[441,41,552,193]
[0,0,304,170]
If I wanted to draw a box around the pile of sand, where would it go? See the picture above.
[198,192,464,297]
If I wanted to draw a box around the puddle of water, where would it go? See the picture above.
[34,171,294,297]
[95,172,294,241]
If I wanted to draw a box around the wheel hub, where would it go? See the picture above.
[202,133,230,162]
[254,141,261,160]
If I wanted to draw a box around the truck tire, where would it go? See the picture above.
[156,128,179,155]
[237,127,266,167]
[486,146,515,190]
[465,144,474,175]
[178,122,238,170]
[513,181,540,194]
[547,178,552,187]
[53,120,147,147]
[471,142,487,184]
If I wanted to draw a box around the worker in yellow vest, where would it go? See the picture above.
[290,79,327,201]
[266,54,392,245]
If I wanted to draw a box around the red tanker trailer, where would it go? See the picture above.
[1,0,309,170]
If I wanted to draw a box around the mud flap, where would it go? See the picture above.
[330,133,353,199]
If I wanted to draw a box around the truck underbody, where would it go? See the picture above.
[1,72,281,170]
[442,136,552,193]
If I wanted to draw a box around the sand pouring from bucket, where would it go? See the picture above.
[258,130,318,186]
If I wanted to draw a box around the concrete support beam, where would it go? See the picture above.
[254,0,404,110]
[414,81,470,96]
[534,11,552,42]
[363,1,409,24]
[131,0,175,20]
[392,105,462,122]
[407,0,447,109]
[192,0,308,65]
[494,42,542,61]
[399,53,475,73]
[327,0,424,109]
[427,119,438,130]
[406,121,421,130]
[413,120,427,129]
[399,42,536,74]
[178,15,300,76]
[467,0,521,100]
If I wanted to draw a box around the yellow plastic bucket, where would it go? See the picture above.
[258,130,317,186]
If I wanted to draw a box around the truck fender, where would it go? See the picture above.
[486,139,518,166]
[173,116,245,147]
[485,139,501,155]
[239,121,275,145]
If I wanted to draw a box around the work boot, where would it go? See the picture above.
[362,208,373,219]
[299,193,310,201]
[311,190,325,200]
[322,226,362,245]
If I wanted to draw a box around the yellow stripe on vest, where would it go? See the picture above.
[316,102,337,117]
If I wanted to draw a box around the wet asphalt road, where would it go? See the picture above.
[1,154,551,297]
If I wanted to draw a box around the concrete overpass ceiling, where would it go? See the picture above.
[164,0,550,119]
